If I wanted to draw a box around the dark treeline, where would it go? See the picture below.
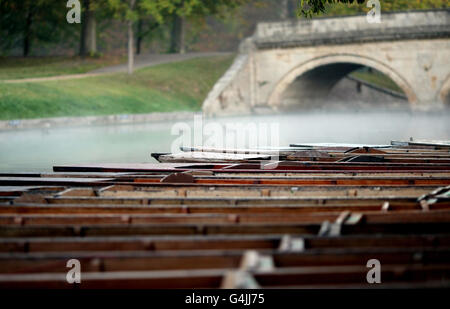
[2,0,345,57]
[0,0,446,58]
[0,0,257,57]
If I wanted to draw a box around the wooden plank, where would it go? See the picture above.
[1,221,450,238]
[0,263,449,288]
[1,209,450,226]
[1,248,449,274]
[2,233,449,254]
[0,269,225,289]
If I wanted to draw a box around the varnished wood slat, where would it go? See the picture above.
[1,248,449,274]
[0,143,449,289]
[1,209,450,226]
[1,221,450,238]
[1,265,449,289]
[2,233,450,253]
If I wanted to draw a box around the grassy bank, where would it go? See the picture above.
[350,69,404,93]
[0,56,126,80]
[0,55,234,120]
[0,55,405,121]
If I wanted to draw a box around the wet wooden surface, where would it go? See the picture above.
[1,144,450,288]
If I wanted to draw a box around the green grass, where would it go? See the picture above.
[0,55,234,120]
[350,69,404,93]
[0,56,125,80]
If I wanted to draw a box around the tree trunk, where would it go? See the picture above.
[170,14,186,54]
[127,0,136,75]
[179,17,185,54]
[79,15,86,56]
[79,0,97,57]
[85,11,97,55]
[136,19,143,55]
[169,15,178,53]
[287,0,297,19]
[280,0,289,19]
[128,20,134,74]
[23,7,33,57]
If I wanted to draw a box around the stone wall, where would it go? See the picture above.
[0,111,196,131]
[254,10,450,48]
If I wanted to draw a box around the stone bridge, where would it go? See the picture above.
[203,10,450,116]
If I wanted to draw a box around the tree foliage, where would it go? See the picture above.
[298,0,448,17]
[298,0,365,17]
[0,0,75,56]
[1,0,447,56]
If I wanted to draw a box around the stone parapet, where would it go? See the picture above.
[254,10,450,49]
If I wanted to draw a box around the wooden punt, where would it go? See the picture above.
[1,142,449,288]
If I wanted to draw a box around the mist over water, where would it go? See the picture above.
[0,110,449,172]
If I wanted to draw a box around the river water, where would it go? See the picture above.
[0,110,449,172]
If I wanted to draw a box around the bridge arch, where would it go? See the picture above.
[267,54,418,109]
[439,75,450,106]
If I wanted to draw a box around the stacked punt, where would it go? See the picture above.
[0,141,449,288]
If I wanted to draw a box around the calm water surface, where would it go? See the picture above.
[0,111,449,172]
